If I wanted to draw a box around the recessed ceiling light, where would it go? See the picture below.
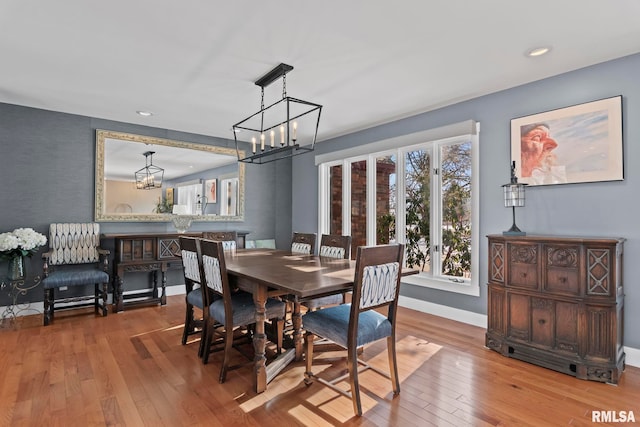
[136,110,153,117]
[526,47,551,57]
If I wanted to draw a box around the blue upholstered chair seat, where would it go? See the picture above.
[42,269,109,289]
[186,287,204,308]
[209,291,285,327]
[303,293,344,310]
[303,303,391,348]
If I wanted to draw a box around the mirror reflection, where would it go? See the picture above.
[95,130,244,222]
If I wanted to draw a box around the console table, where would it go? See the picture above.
[103,231,249,312]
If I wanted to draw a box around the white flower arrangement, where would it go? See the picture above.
[0,227,47,260]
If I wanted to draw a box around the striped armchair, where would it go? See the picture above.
[41,223,110,325]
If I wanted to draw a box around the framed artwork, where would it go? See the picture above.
[204,179,217,203]
[165,187,174,206]
[510,95,623,186]
[220,178,238,216]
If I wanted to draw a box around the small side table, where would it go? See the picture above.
[1,276,41,328]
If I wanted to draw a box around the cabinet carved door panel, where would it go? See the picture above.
[555,301,579,354]
[507,293,530,342]
[531,297,554,348]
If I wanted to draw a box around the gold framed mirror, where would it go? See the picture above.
[95,130,245,222]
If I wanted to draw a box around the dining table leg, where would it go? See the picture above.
[252,284,268,393]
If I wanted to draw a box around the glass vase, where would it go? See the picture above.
[8,256,25,280]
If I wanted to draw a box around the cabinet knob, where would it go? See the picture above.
[560,277,567,283]
[538,319,546,325]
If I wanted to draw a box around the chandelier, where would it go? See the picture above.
[233,63,322,164]
[135,151,164,190]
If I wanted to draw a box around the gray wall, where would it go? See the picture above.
[292,52,640,348]
[0,104,285,303]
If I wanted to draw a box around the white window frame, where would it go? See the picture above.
[317,120,480,296]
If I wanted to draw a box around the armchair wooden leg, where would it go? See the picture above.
[43,288,53,326]
[101,282,109,317]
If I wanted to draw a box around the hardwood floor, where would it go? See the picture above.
[1,296,638,426]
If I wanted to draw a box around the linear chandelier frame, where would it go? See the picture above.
[233,63,322,164]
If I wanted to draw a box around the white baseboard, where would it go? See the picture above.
[4,289,638,368]
[398,295,640,368]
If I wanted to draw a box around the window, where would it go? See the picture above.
[317,121,479,295]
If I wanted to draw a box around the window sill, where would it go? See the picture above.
[401,273,480,296]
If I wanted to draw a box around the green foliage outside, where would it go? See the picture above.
[383,143,471,277]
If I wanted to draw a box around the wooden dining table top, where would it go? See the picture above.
[224,249,356,299]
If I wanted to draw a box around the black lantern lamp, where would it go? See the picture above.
[233,63,322,164]
[502,161,527,236]
[135,151,164,190]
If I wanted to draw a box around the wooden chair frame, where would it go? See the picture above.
[303,244,404,416]
[199,239,284,383]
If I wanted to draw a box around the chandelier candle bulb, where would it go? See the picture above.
[260,133,265,151]
[292,121,298,141]
[270,130,275,147]
[252,137,256,153]
[280,125,285,145]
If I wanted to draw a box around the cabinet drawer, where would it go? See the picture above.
[545,267,580,295]
[508,243,538,290]
[509,263,538,290]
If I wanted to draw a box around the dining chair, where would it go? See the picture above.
[303,243,405,416]
[303,234,353,310]
[291,232,316,254]
[179,236,210,356]
[199,238,286,383]
[255,239,276,249]
[202,231,238,251]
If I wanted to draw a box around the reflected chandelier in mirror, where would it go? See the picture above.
[95,130,245,222]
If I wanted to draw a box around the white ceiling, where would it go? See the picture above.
[2,0,640,144]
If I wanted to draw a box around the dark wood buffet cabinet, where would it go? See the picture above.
[102,231,248,312]
[486,235,625,384]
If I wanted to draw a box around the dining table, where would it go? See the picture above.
[224,247,417,394]
[224,248,357,393]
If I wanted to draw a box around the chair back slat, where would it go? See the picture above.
[291,232,316,255]
[179,237,201,283]
[202,254,224,294]
[200,239,231,299]
[360,262,400,309]
[319,234,352,259]
[49,222,101,265]
[202,231,237,251]
[351,244,404,314]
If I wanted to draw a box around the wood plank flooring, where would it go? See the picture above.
[0,296,638,426]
